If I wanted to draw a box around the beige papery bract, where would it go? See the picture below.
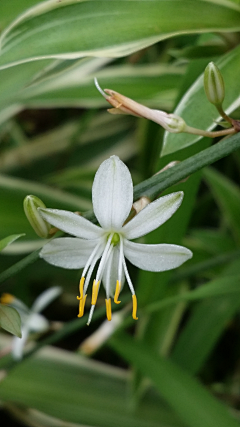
[39,156,192,324]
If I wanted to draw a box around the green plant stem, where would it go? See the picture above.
[133,131,240,200]
[185,125,235,138]
[0,250,40,287]
[217,105,232,124]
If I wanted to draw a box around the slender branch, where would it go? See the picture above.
[185,125,235,138]
[0,250,40,286]
[133,131,240,200]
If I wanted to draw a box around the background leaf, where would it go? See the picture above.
[1,1,240,69]
[0,305,21,337]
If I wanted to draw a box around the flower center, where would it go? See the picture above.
[111,232,120,246]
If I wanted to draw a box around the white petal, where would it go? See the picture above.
[40,237,100,269]
[124,240,192,271]
[31,287,62,313]
[92,156,133,229]
[28,313,49,331]
[39,208,102,239]
[122,192,183,240]
[102,247,124,298]
[12,327,29,360]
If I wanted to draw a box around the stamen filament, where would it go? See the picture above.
[82,241,102,279]
[105,298,112,321]
[122,257,135,295]
[114,280,121,304]
[95,233,113,282]
[91,280,100,305]
[87,305,95,325]
[77,277,85,300]
[77,294,87,318]
[132,295,138,320]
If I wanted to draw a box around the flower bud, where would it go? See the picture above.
[163,114,187,133]
[204,62,225,106]
[24,195,51,238]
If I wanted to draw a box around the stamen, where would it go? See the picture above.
[0,293,14,304]
[87,305,95,325]
[132,295,138,320]
[105,298,112,321]
[122,257,135,295]
[77,277,85,300]
[82,241,103,280]
[91,280,100,305]
[114,280,121,304]
[77,294,87,318]
[95,233,113,283]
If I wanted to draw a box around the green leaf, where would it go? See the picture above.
[0,340,185,427]
[0,0,40,28]
[146,274,240,313]
[22,60,183,111]
[132,131,240,201]
[1,1,240,69]
[0,305,21,337]
[171,292,240,375]
[0,59,52,125]
[0,234,25,252]
[110,332,240,427]
[203,167,240,243]
[162,43,240,155]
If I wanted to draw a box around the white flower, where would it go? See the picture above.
[39,156,192,324]
[1,287,61,359]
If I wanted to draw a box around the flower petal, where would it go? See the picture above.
[124,240,192,271]
[92,156,133,230]
[12,327,29,360]
[102,247,124,298]
[40,238,101,269]
[31,286,62,313]
[28,313,49,331]
[122,192,183,240]
[39,208,102,239]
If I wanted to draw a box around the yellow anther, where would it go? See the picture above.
[132,295,138,320]
[105,298,112,321]
[76,277,85,300]
[114,280,121,304]
[77,294,87,318]
[91,280,100,305]
[0,293,15,305]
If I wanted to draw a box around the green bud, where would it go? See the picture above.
[23,195,51,238]
[204,62,225,106]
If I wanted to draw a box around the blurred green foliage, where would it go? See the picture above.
[0,1,240,427]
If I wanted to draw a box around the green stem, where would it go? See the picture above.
[185,125,235,138]
[0,250,40,286]
[216,105,232,124]
[132,131,240,200]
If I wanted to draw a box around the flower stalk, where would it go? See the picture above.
[95,77,238,139]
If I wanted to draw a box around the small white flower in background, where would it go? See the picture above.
[0,287,61,360]
[80,311,124,356]
[94,78,187,133]
[39,156,192,325]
